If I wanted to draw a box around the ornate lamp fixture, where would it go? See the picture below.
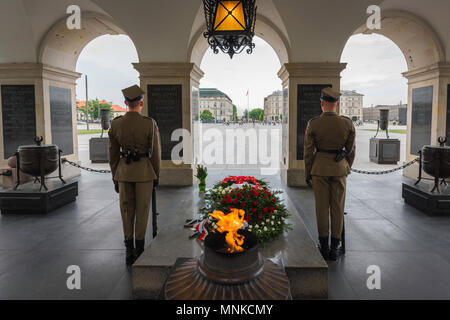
[203,0,257,59]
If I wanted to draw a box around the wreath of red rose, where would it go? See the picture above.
[220,176,264,188]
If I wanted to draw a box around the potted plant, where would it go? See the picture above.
[195,165,208,193]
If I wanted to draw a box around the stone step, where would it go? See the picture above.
[132,190,328,300]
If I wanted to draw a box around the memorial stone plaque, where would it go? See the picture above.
[148,85,183,160]
[446,84,450,146]
[282,87,288,125]
[411,86,433,155]
[50,86,73,155]
[1,85,36,158]
[282,87,289,165]
[297,84,331,160]
[191,87,200,163]
[192,87,199,122]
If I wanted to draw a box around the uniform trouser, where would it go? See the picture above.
[311,175,346,239]
[119,181,154,241]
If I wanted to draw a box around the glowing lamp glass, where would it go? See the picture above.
[214,1,246,31]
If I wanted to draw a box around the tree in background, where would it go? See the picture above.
[233,105,238,121]
[248,108,264,120]
[200,109,215,121]
[88,99,113,120]
[259,111,264,121]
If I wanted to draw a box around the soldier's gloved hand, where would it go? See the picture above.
[114,181,119,193]
[154,179,159,188]
[306,179,313,188]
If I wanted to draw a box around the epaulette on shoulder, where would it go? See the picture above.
[143,115,154,121]
[112,115,123,121]
[340,115,352,121]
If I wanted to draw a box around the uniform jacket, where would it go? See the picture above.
[108,112,161,183]
[304,111,356,179]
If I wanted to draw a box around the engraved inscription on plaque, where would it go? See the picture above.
[191,87,200,163]
[411,86,433,155]
[282,87,289,165]
[297,84,331,160]
[1,85,36,158]
[50,86,73,155]
[446,84,450,146]
[148,85,183,160]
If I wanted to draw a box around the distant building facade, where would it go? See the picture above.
[340,90,364,120]
[363,104,407,123]
[111,104,128,117]
[264,90,283,121]
[76,100,127,121]
[199,88,234,122]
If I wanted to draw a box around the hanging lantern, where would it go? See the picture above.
[203,0,257,59]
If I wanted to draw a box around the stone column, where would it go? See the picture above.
[133,63,204,186]
[0,63,81,179]
[402,62,450,180]
[278,63,347,186]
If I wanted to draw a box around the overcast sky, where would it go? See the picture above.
[76,33,408,113]
[341,33,408,107]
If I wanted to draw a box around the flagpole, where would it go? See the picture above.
[85,75,89,131]
[247,89,249,122]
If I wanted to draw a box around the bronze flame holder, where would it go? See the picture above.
[14,137,66,192]
[415,137,450,193]
[164,230,291,300]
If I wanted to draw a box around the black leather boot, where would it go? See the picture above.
[124,239,135,265]
[318,236,329,260]
[329,237,341,261]
[135,239,145,261]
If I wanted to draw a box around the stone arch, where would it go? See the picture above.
[341,10,445,71]
[188,14,291,66]
[38,11,140,71]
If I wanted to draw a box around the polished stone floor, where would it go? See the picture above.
[0,167,449,300]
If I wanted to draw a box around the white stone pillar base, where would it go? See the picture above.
[159,167,194,186]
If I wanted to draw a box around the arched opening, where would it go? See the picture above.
[75,34,139,166]
[340,33,408,170]
[340,10,446,176]
[39,12,137,71]
[189,32,286,175]
[347,11,444,72]
[37,12,139,167]
[189,16,290,67]
[187,6,291,176]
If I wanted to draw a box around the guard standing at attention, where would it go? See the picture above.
[108,85,161,265]
[304,87,356,261]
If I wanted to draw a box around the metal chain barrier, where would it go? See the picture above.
[350,158,419,175]
[62,159,111,174]
[63,157,420,176]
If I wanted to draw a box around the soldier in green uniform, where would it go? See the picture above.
[304,87,356,261]
[108,85,161,265]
